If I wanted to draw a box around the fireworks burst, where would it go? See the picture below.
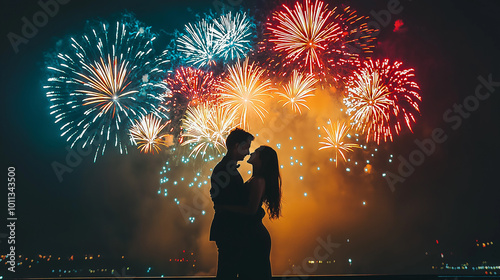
[182,104,239,158]
[177,18,221,68]
[261,0,377,83]
[319,120,360,166]
[176,12,255,68]
[326,5,378,82]
[219,58,274,129]
[343,59,421,143]
[44,15,169,161]
[166,67,219,106]
[265,0,340,75]
[333,5,377,56]
[277,70,317,114]
[130,114,171,154]
[212,11,254,62]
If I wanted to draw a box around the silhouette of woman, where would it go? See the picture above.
[217,145,282,279]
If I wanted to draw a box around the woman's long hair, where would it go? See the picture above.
[258,146,282,219]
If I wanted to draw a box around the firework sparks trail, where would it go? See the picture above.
[326,5,378,82]
[333,5,378,55]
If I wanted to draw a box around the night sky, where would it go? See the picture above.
[1,0,500,276]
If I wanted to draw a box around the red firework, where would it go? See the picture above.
[166,67,219,106]
[343,59,421,143]
[328,5,378,82]
[260,0,378,83]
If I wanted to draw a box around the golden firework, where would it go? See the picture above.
[319,120,360,166]
[182,104,240,158]
[130,114,171,154]
[277,70,317,114]
[219,58,274,129]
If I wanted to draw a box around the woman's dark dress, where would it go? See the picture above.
[240,180,272,280]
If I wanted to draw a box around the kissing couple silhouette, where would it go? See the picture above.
[209,128,282,279]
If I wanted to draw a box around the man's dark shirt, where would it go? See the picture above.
[209,155,247,241]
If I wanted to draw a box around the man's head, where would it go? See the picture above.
[226,128,254,161]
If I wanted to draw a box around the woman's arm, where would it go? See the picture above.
[217,178,265,215]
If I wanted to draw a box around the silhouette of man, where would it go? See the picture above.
[209,128,254,279]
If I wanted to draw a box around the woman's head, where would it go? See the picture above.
[248,146,282,219]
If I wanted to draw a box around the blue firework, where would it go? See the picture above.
[44,14,170,161]
[212,11,254,62]
[176,18,221,68]
[176,11,254,68]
